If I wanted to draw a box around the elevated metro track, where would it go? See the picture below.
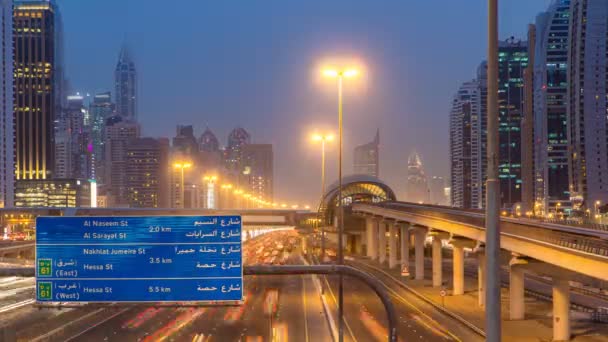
[352,202,608,281]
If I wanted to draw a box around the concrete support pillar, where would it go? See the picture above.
[352,234,362,255]
[365,218,374,258]
[388,222,397,269]
[452,244,464,295]
[553,278,571,341]
[477,248,486,307]
[509,265,525,320]
[432,235,442,287]
[378,221,387,265]
[413,227,427,280]
[400,223,409,268]
[450,238,476,295]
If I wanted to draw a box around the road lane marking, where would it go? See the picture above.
[301,275,310,342]
[0,298,35,313]
[322,276,358,342]
[353,261,462,341]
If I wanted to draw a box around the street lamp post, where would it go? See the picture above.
[312,133,334,261]
[486,0,501,341]
[174,162,192,209]
[323,67,358,342]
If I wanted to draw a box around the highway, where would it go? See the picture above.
[9,230,333,342]
[311,248,484,342]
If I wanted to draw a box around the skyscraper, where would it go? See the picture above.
[172,125,198,158]
[450,80,479,208]
[353,129,379,177]
[104,116,140,205]
[115,45,137,121]
[242,144,273,202]
[13,1,57,183]
[496,38,528,209]
[89,91,114,182]
[225,127,250,172]
[568,0,608,209]
[54,94,92,180]
[199,127,220,152]
[404,152,430,204]
[126,137,169,208]
[521,24,536,214]
[534,0,571,214]
[0,0,13,207]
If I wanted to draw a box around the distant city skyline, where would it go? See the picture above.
[55,0,550,204]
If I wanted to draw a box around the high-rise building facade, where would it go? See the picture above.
[0,0,13,207]
[13,1,57,183]
[115,45,137,121]
[104,116,140,205]
[225,127,251,172]
[404,152,430,204]
[126,137,169,208]
[521,24,537,214]
[199,127,220,152]
[172,125,198,158]
[534,0,571,214]
[89,91,114,181]
[450,80,479,208]
[567,0,608,208]
[496,39,528,209]
[55,94,92,180]
[242,144,273,202]
[353,129,379,177]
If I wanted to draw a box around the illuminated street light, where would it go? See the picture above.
[323,65,360,341]
[173,162,192,208]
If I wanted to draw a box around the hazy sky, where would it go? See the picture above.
[59,0,553,205]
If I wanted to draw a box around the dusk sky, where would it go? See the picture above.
[59,0,552,205]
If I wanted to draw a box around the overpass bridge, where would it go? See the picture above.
[350,201,608,341]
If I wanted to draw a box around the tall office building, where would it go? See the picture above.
[13,1,57,183]
[89,91,114,182]
[496,38,528,209]
[242,144,273,202]
[534,0,571,214]
[450,80,480,208]
[521,25,536,214]
[404,152,430,204]
[104,116,140,205]
[568,0,608,209]
[55,94,92,180]
[115,45,137,121]
[172,125,198,158]
[126,137,169,208]
[353,129,379,177]
[199,127,220,152]
[199,127,222,175]
[0,0,13,207]
[225,127,250,172]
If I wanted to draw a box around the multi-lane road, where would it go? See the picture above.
[2,229,491,342]
[2,231,334,342]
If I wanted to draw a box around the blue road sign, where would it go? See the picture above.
[35,216,243,304]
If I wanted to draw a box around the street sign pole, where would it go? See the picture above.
[486,0,502,341]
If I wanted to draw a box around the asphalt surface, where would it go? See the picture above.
[320,258,483,342]
[45,232,332,342]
